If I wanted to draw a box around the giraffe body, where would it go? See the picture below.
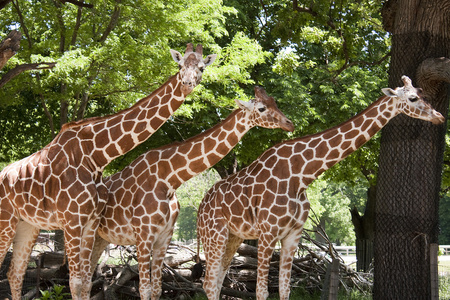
[0,43,216,300]
[91,87,294,300]
[197,76,445,300]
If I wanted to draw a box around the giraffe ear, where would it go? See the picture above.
[203,54,217,67]
[235,99,254,111]
[382,88,397,97]
[170,49,183,64]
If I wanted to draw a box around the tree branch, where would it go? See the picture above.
[292,0,317,16]
[58,0,93,8]
[98,0,121,43]
[37,73,56,138]
[0,30,21,70]
[11,0,31,49]
[331,51,391,82]
[416,57,450,99]
[71,6,83,46]
[0,62,56,88]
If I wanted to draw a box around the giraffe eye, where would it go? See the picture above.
[199,66,205,72]
[409,96,418,102]
[258,107,266,113]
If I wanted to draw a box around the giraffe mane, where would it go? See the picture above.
[277,94,389,145]
[150,109,242,152]
[60,73,179,132]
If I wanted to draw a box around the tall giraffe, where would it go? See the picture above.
[0,43,216,300]
[89,86,294,300]
[197,76,445,300]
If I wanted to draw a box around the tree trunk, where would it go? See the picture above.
[375,1,450,299]
[54,230,65,252]
[351,185,376,272]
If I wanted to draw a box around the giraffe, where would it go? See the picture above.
[0,43,216,300]
[89,86,294,300]
[197,76,445,300]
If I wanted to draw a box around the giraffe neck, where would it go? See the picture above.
[61,73,184,170]
[136,108,252,189]
[282,95,398,185]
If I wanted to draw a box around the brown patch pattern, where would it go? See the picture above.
[197,90,445,300]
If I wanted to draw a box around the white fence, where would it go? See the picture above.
[32,233,450,259]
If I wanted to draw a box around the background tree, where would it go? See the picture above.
[307,177,367,245]
[374,0,450,298]
[174,170,221,241]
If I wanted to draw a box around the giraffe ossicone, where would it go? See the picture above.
[90,86,293,300]
[0,43,216,300]
[197,76,445,300]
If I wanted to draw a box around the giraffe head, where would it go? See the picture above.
[235,86,295,132]
[382,75,445,125]
[170,43,217,96]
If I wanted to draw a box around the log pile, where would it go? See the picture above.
[0,225,372,299]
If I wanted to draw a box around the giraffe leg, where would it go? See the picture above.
[136,238,153,300]
[0,199,18,268]
[278,232,303,300]
[80,183,108,298]
[256,234,278,300]
[90,234,110,277]
[79,217,102,299]
[150,231,174,300]
[63,218,99,300]
[7,221,40,300]
[200,221,229,300]
[64,230,84,300]
[216,233,244,293]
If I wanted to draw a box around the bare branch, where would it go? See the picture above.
[0,62,56,88]
[0,30,21,70]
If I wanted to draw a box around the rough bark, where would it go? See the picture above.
[0,30,21,70]
[375,0,450,299]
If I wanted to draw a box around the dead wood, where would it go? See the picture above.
[2,222,372,299]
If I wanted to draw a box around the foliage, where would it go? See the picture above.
[174,169,221,241]
[0,0,240,163]
[440,275,450,300]
[307,176,367,245]
[37,284,71,300]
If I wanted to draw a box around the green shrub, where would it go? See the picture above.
[37,284,71,300]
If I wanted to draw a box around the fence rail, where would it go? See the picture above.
[439,245,450,256]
